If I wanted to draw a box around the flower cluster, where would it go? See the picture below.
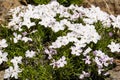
[8,1,120,32]
[13,32,32,43]
[50,56,67,68]
[79,71,90,79]
[0,39,8,49]
[4,66,22,79]
[107,42,120,53]
[0,50,8,65]
[4,56,22,79]
[0,39,8,65]
[93,50,113,74]
[25,50,36,58]
[0,0,119,80]
[50,24,101,49]
[44,48,57,59]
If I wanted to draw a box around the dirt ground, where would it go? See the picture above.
[0,71,4,80]
[105,59,120,80]
[0,0,120,80]
[83,0,120,15]
[0,0,22,24]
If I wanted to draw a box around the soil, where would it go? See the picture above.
[105,59,120,80]
[0,71,4,80]
[82,0,120,15]
[0,0,22,24]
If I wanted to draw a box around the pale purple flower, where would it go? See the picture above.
[50,59,58,68]
[83,47,92,56]
[83,56,91,64]
[93,50,113,70]
[22,32,28,36]
[79,71,90,79]
[94,57,103,68]
[44,48,57,59]
[93,51,97,54]
[50,56,67,68]
[108,32,113,37]
[57,56,67,68]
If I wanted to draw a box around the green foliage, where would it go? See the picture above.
[93,22,113,52]
[33,0,50,4]
[26,0,83,6]
[26,0,51,4]
[0,17,116,80]
[57,0,83,6]
[0,1,119,79]
[20,62,53,80]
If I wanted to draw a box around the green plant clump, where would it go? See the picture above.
[0,1,120,80]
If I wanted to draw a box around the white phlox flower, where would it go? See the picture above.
[44,48,57,59]
[79,71,90,79]
[71,46,82,56]
[0,39,8,49]
[10,56,22,66]
[83,47,92,56]
[107,42,120,53]
[93,50,113,73]
[4,66,22,79]
[0,50,8,64]
[22,37,32,43]
[25,50,36,58]
[83,56,91,64]
[13,33,22,43]
[110,15,120,29]
[50,56,67,68]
